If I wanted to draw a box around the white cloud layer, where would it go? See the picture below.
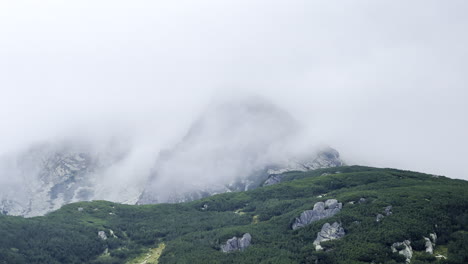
[0,0,467,179]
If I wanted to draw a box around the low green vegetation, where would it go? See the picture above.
[0,166,467,264]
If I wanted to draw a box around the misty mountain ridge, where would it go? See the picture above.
[0,97,344,216]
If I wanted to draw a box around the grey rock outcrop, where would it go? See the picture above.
[292,199,342,230]
[424,237,433,254]
[0,141,136,217]
[376,214,384,222]
[385,206,393,216]
[263,148,344,187]
[391,240,413,263]
[221,233,252,253]
[263,174,284,186]
[313,222,345,251]
[376,205,393,222]
[358,198,366,204]
[424,233,437,254]
[98,231,108,240]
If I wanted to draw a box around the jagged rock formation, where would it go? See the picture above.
[0,142,138,217]
[313,222,345,251]
[263,148,344,187]
[138,97,345,205]
[1,97,345,216]
[292,199,342,230]
[391,240,413,263]
[221,233,252,253]
[265,148,343,178]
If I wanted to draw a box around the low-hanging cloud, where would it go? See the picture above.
[0,0,467,183]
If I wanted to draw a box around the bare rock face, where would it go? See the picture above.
[313,222,345,251]
[0,141,136,217]
[391,240,413,263]
[221,233,252,253]
[292,199,342,230]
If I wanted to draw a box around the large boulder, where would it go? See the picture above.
[313,222,345,251]
[292,199,342,230]
[221,233,252,253]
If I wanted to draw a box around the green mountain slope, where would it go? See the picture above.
[1,166,467,264]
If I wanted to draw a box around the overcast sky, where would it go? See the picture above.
[0,1,467,179]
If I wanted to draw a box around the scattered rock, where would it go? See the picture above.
[385,206,393,216]
[98,231,108,240]
[391,240,413,263]
[376,214,384,222]
[221,233,252,253]
[292,199,342,230]
[313,222,345,251]
[109,229,118,239]
[358,198,366,204]
[376,205,392,222]
[201,204,209,210]
[77,207,83,212]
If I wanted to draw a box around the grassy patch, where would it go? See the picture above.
[126,243,166,264]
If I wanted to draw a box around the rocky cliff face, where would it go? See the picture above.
[138,97,345,205]
[0,142,139,217]
[0,97,345,216]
